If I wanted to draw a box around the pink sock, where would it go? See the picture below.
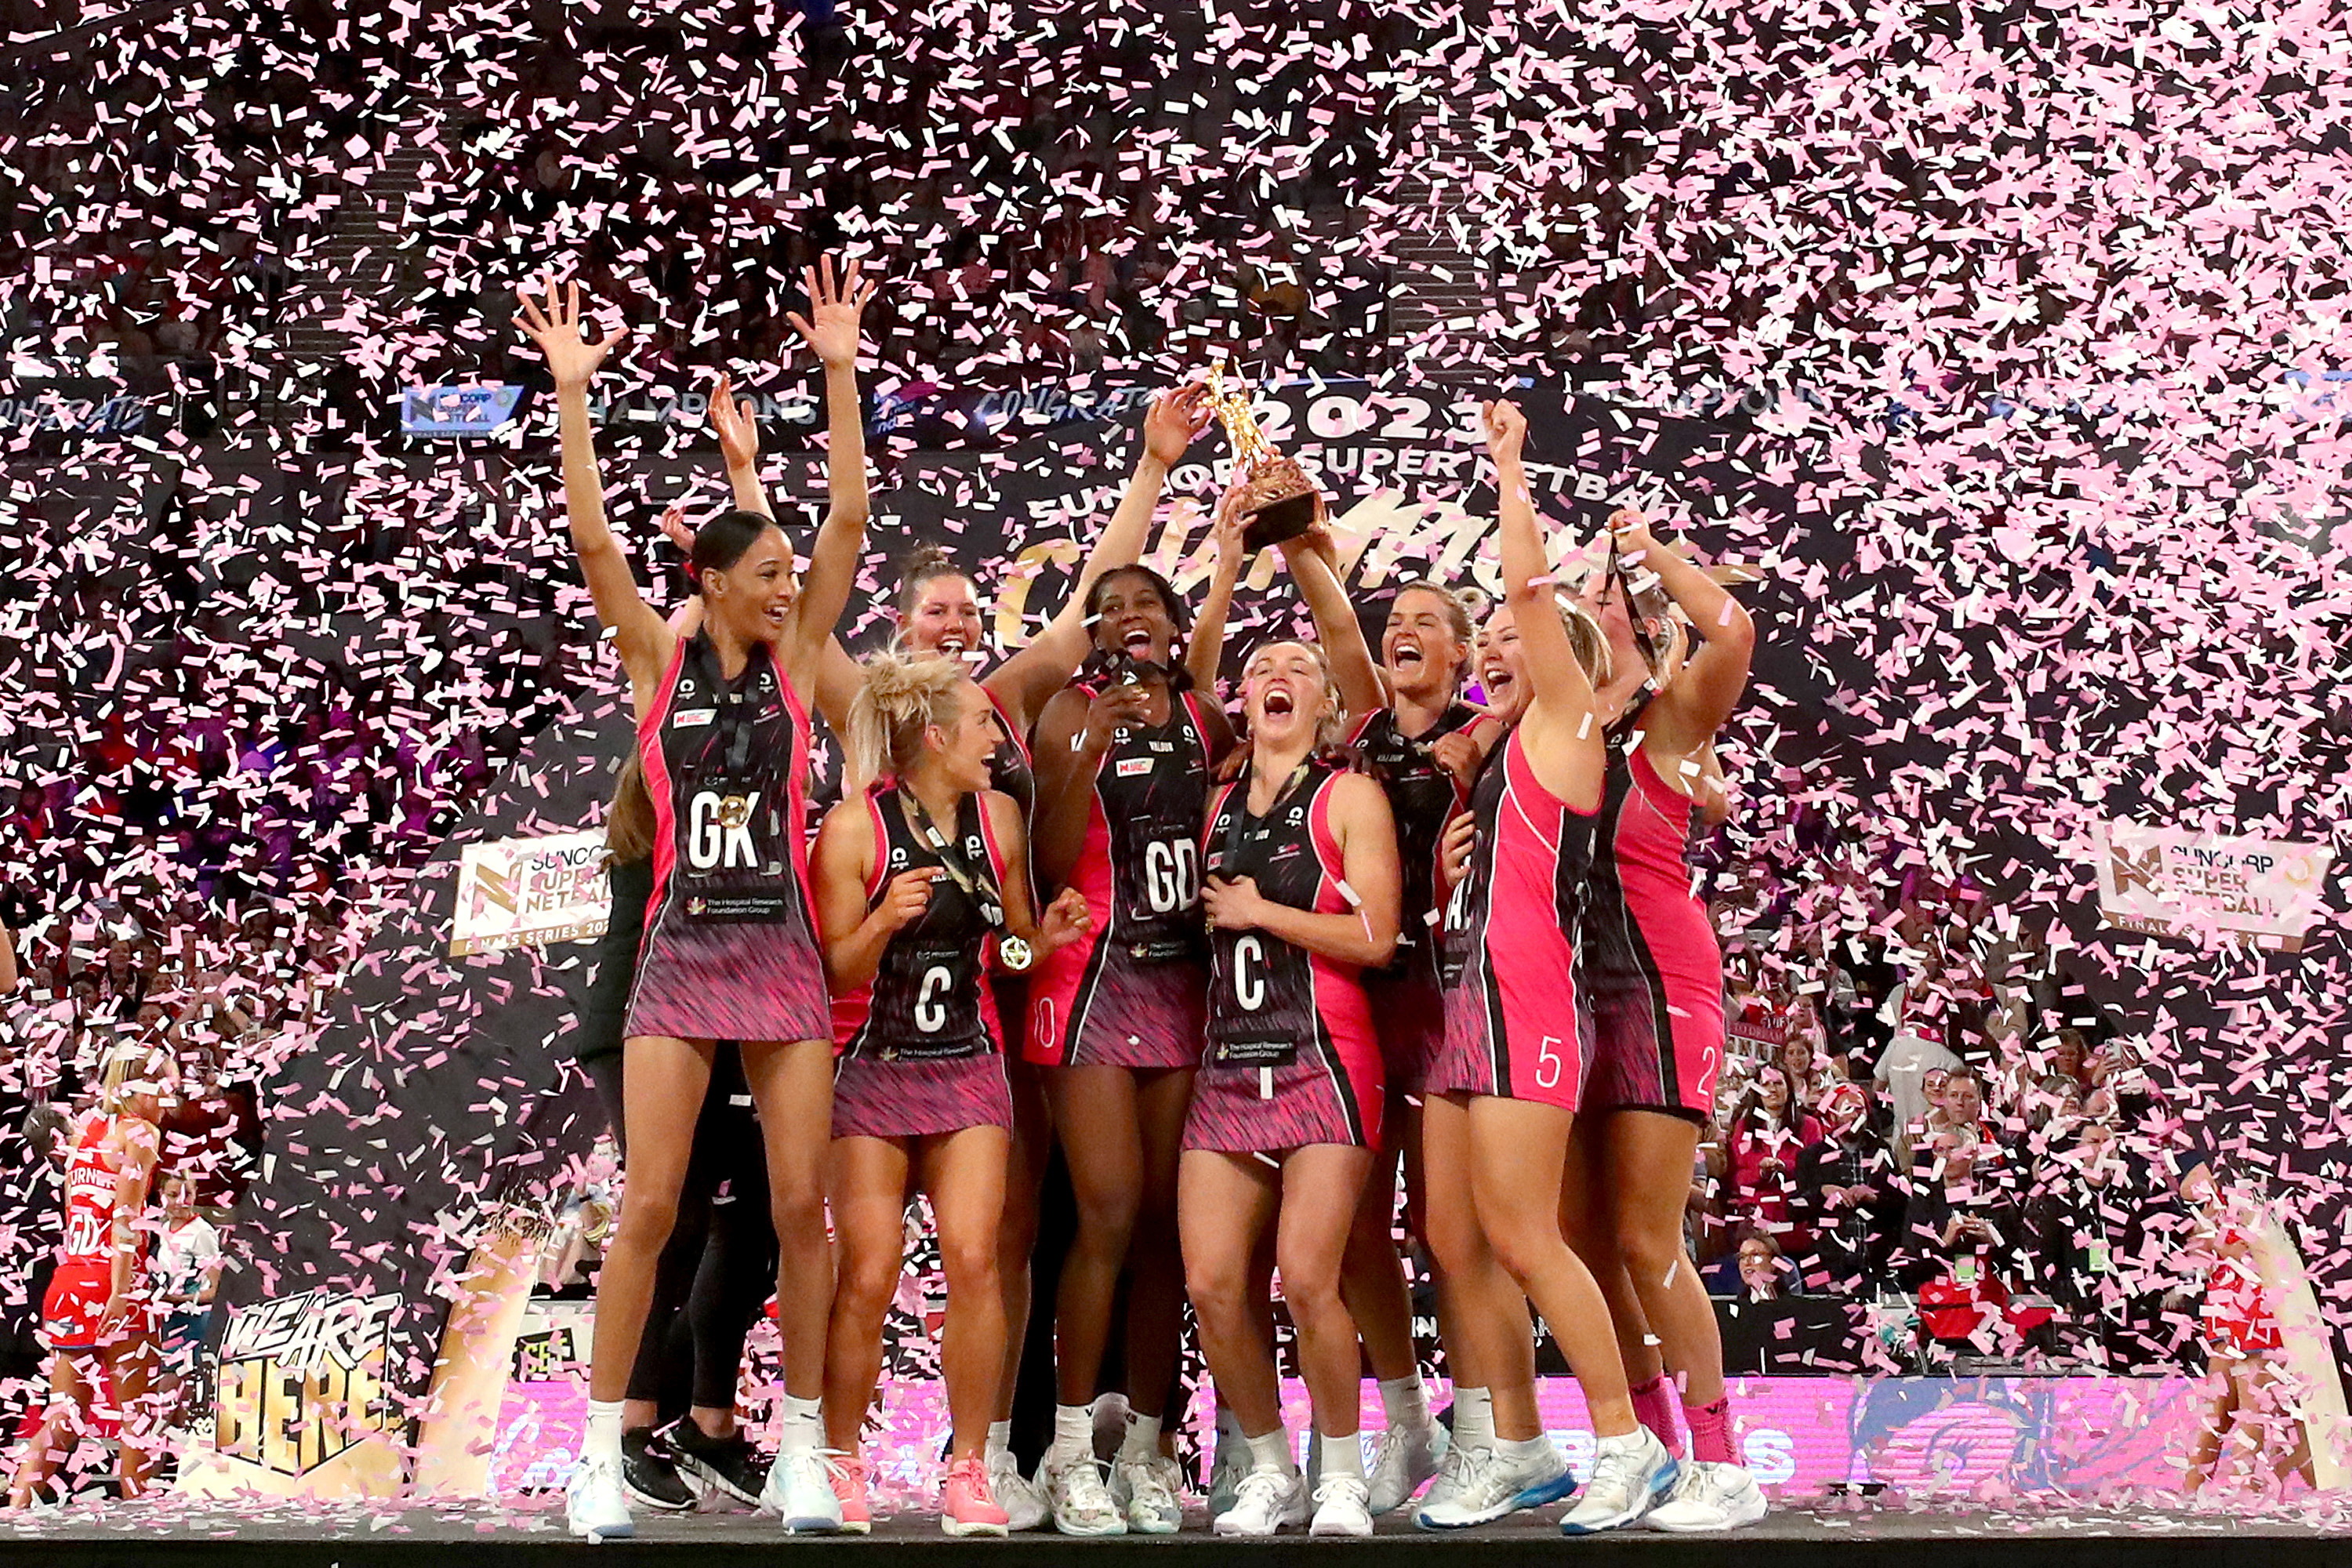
[1686,1395,1736,1465]
[1629,1374,1684,1459]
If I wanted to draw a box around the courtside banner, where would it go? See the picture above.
[2094,818,2334,952]
[450,830,612,956]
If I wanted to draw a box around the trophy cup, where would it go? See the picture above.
[1203,361,1320,552]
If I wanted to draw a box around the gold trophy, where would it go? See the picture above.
[1204,360,1320,551]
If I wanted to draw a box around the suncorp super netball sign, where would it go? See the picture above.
[449,829,613,957]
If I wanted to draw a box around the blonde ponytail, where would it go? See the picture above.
[848,651,971,784]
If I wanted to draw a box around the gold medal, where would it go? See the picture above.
[996,935,1033,973]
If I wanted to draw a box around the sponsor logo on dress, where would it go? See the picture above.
[1116,757,1153,778]
[672,707,717,728]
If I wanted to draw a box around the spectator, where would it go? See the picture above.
[152,1171,223,1424]
[1726,1065,1822,1254]
[1875,1019,1960,1164]
[1704,1230,1798,1301]
[1795,1082,1900,1296]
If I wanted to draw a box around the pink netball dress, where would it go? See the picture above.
[1349,702,1480,1095]
[1580,691,1728,1121]
[1428,727,1598,1110]
[626,630,833,1046]
[829,784,1016,1138]
[1023,683,1213,1070]
[1184,760,1383,1152]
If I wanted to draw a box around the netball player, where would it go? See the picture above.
[1283,535,1479,1512]
[576,755,778,1512]
[1420,400,1678,1534]
[1019,512,1242,1534]
[6,1048,164,1507]
[704,382,1208,1526]
[811,652,1092,1536]
[517,257,873,1541]
[1181,635,1401,1537]
[1563,508,1761,1531]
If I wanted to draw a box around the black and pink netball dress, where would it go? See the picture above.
[626,630,833,1047]
[1184,757,1383,1152]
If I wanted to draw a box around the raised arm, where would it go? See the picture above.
[1279,520,1383,724]
[1484,399,1599,799]
[1610,507,1755,752]
[1185,498,1246,698]
[1200,772,1399,967]
[989,383,1211,731]
[782,255,878,694]
[514,283,672,708]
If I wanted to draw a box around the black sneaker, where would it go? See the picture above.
[622,1428,697,1512]
[666,1422,771,1508]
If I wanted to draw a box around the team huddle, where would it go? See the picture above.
[516,255,1762,1542]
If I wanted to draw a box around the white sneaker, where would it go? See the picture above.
[1214,1465,1308,1536]
[989,1449,1048,1531]
[1559,1428,1678,1535]
[1368,1419,1446,1512]
[1207,1406,1250,1519]
[1414,1439,1573,1529]
[1417,1434,1477,1515]
[758,1449,844,1534]
[1109,1451,1185,1534]
[1041,1452,1127,1536]
[1646,1460,1767,1532]
[1309,1473,1374,1537]
[566,1450,635,1541]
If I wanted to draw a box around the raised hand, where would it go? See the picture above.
[658,504,695,554]
[1608,506,1655,556]
[513,281,629,394]
[1142,381,1213,468]
[706,372,761,471]
[1481,398,1526,464]
[786,254,877,370]
[1208,485,1250,575]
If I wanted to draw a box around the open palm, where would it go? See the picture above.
[514,281,628,393]
[786,254,876,369]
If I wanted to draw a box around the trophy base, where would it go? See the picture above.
[1241,491,1318,553]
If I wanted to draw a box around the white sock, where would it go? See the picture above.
[1450,1385,1493,1450]
[1379,1372,1432,1430]
[1497,1432,1555,1466]
[1319,1430,1367,1480]
[1118,1410,1163,1464]
[584,1399,625,1464]
[1596,1428,1650,1457]
[987,1420,1013,1460]
[1244,1428,1298,1475]
[1050,1403,1094,1464]
[777,1394,823,1455]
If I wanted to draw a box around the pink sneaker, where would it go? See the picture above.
[826,1452,872,1534]
[942,1454,1011,1537]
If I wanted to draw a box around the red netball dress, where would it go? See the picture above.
[1184,760,1384,1152]
[830,785,1018,1139]
[1579,691,1728,1121]
[1429,728,1598,1110]
[627,630,833,1046]
[1023,684,1213,1070]
[1349,702,1480,1095]
[40,1112,151,1351]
